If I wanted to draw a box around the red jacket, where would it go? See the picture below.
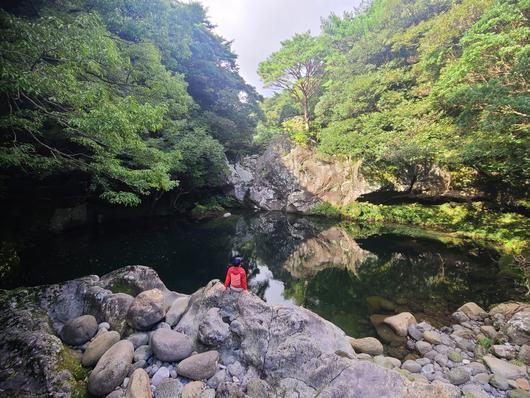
[224,266,247,290]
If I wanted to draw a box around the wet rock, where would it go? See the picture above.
[503,311,530,345]
[125,368,151,398]
[384,312,416,337]
[348,337,384,355]
[446,367,470,385]
[165,296,190,327]
[126,289,166,331]
[457,303,487,320]
[127,332,149,349]
[88,340,134,396]
[177,351,219,380]
[182,381,204,398]
[61,315,98,345]
[82,330,120,367]
[150,329,193,362]
[483,354,526,379]
[102,293,134,336]
[198,307,230,346]
[155,378,183,398]
[151,366,170,387]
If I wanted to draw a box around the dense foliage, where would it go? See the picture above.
[0,0,260,205]
[259,0,529,203]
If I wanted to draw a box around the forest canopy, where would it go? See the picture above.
[0,0,261,206]
[258,0,529,203]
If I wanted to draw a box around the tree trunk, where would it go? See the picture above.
[303,94,310,131]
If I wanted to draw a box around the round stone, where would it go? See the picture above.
[150,329,193,362]
[61,315,98,346]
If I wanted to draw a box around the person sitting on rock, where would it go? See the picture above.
[223,256,248,292]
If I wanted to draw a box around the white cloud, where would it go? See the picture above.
[197,0,360,95]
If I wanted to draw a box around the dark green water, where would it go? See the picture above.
[1,212,525,339]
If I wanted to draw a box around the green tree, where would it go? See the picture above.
[258,33,325,132]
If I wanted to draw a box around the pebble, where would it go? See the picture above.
[447,367,470,385]
[151,367,170,387]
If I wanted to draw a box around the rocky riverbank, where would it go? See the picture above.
[0,266,528,397]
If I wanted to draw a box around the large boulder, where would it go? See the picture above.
[126,289,166,331]
[384,312,417,337]
[165,296,190,326]
[150,328,193,362]
[98,265,166,296]
[101,293,134,336]
[490,303,530,319]
[483,355,526,379]
[88,340,134,396]
[198,307,230,346]
[126,368,152,398]
[60,315,98,345]
[82,330,120,367]
[177,351,220,381]
[503,310,530,345]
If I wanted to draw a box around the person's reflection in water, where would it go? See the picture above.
[223,256,248,293]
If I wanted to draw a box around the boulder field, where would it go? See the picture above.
[0,265,529,397]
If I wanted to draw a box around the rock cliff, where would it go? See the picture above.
[228,137,375,212]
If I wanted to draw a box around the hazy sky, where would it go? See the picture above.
[197,0,360,96]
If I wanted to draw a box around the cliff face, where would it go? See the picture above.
[228,137,375,212]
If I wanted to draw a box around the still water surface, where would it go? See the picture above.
[3,212,524,338]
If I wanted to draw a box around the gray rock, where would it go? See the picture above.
[207,369,226,389]
[434,353,448,367]
[408,324,424,341]
[125,368,151,398]
[492,344,517,359]
[503,311,530,345]
[128,360,146,376]
[102,293,134,336]
[483,354,526,379]
[416,341,432,354]
[451,311,470,324]
[156,322,171,330]
[151,367,170,387]
[99,322,111,330]
[446,367,470,385]
[416,358,431,366]
[199,388,216,398]
[489,374,509,390]
[348,337,384,355]
[82,330,120,367]
[468,362,488,375]
[165,296,190,327]
[424,350,438,360]
[150,329,193,362]
[402,360,421,373]
[356,353,373,360]
[518,344,530,364]
[126,289,166,331]
[198,308,230,346]
[473,373,491,384]
[177,351,219,380]
[461,384,491,398]
[127,333,149,349]
[133,345,152,362]
[155,378,183,398]
[106,391,124,398]
[88,340,134,396]
[61,315,98,345]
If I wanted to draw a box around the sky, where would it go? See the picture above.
[197,0,360,96]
